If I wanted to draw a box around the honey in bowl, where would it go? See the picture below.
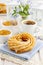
[0,30,11,35]
[3,20,17,26]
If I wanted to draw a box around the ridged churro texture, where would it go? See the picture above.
[8,32,36,53]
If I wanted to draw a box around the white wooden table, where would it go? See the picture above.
[0,16,43,65]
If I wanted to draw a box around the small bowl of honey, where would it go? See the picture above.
[0,29,12,44]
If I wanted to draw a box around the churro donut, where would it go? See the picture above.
[0,3,7,14]
[8,32,35,53]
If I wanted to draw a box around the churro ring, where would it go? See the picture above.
[8,32,35,53]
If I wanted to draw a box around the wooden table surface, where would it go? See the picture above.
[0,16,43,65]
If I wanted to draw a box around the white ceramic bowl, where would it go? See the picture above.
[21,19,37,35]
[0,29,12,44]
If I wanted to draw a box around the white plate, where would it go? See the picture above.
[0,14,7,16]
